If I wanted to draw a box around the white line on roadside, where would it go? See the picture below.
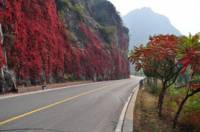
[115,85,139,132]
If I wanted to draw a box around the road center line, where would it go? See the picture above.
[0,85,110,126]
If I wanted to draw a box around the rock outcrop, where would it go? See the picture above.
[0,0,129,86]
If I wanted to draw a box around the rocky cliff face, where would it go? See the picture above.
[0,0,129,85]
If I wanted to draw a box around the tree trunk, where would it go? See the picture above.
[173,89,200,128]
[154,78,158,89]
[158,81,167,117]
[173,95,188,128]
[147,77,150,85]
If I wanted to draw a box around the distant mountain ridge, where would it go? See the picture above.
[123,7,181,49]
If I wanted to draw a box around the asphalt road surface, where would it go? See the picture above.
[0,77,142,132]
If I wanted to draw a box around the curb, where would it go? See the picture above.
[115,85,140,132]
[0,81,111,100]
[0,79,133,100]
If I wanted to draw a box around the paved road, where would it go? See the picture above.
[0,77,142,132]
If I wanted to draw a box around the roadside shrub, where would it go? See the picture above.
[145,78,161,95]
[165,87,200,128]
[181,112,200,129]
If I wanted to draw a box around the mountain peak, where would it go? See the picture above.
[136,7,153,12]
[123,8,181,49]
[125,7,153,16]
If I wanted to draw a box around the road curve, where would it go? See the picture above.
[0,77,141,132]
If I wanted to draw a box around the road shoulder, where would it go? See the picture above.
[115,85,140,132]
[0,81,92,100]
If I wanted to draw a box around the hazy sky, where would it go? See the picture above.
[108,0,200,35]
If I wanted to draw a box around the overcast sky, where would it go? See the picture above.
[108,0,200,35]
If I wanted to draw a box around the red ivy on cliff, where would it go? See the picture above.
[0,0,129,83]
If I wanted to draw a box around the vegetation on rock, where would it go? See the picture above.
[0,0,129,89]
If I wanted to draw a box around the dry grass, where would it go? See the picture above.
[134,78,200,132]
[133,89,185,132]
